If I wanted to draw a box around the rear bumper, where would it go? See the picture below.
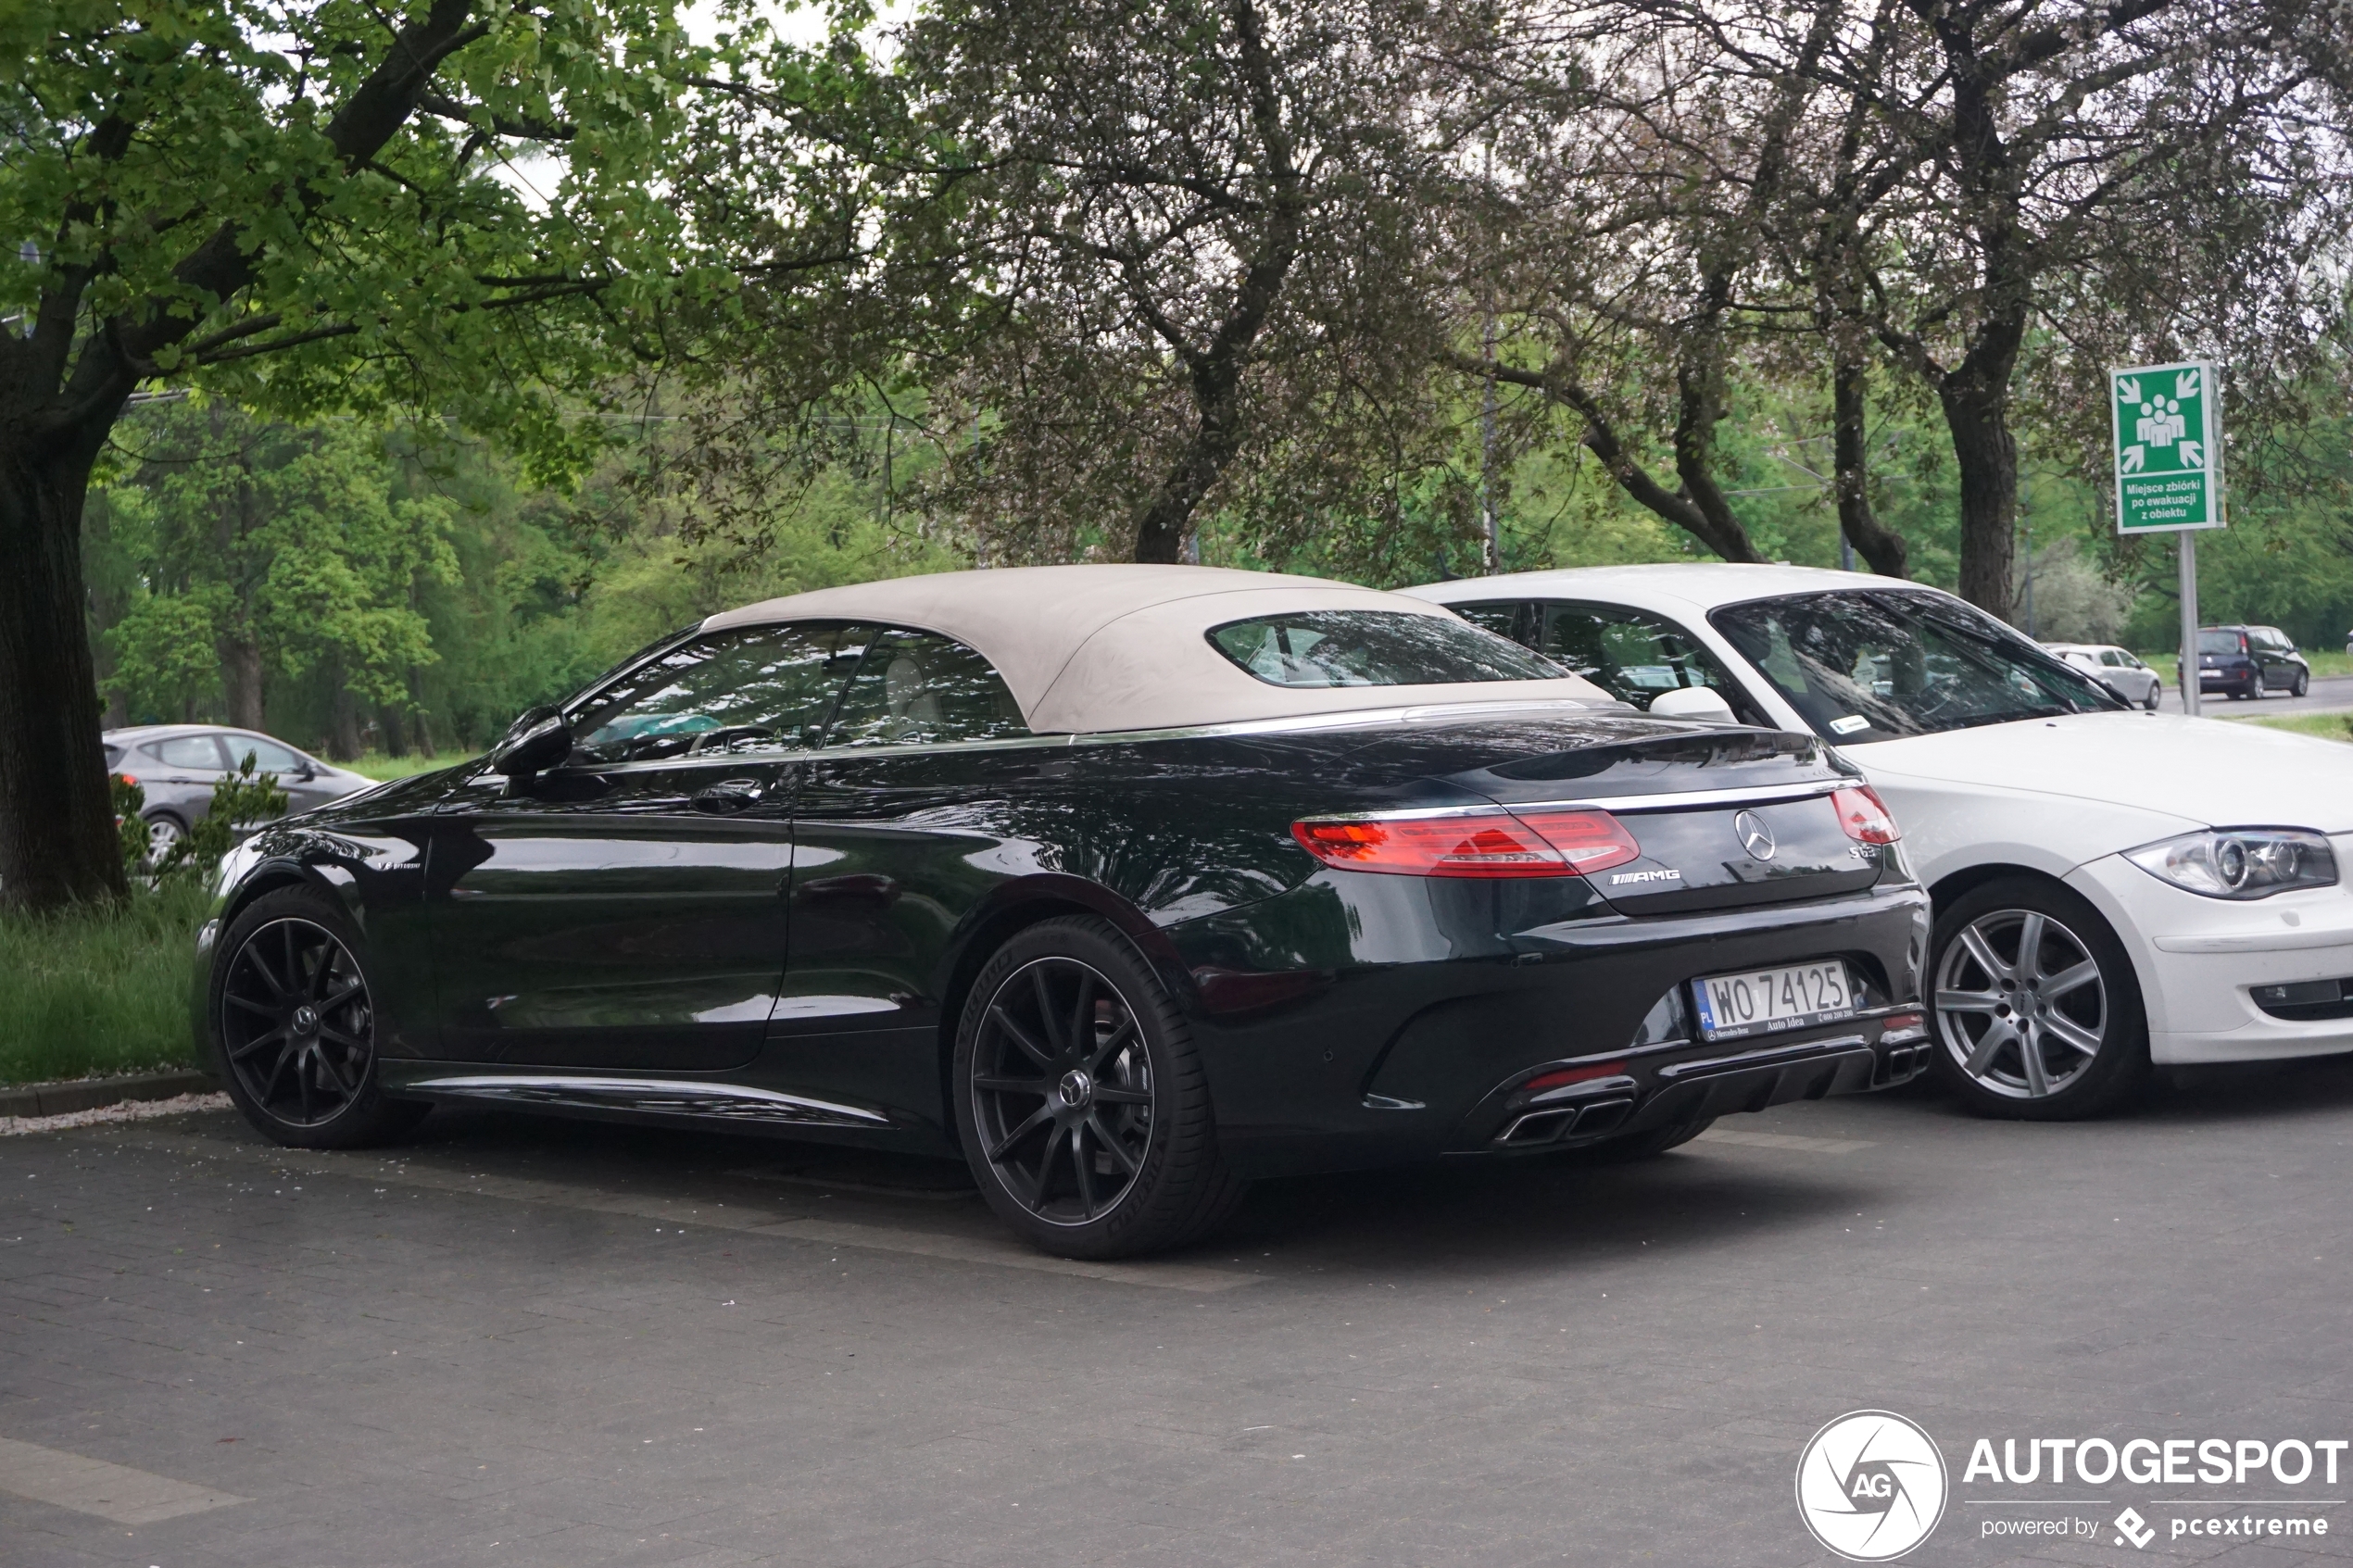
[1474,1021,1928,1153]
[1176,878,1931,1178]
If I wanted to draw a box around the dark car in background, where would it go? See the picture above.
[107,724,375,859]
[196,565,1932,1259]
[2181,625,2309,700]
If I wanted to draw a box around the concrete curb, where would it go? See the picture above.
[0,1070,219,1120]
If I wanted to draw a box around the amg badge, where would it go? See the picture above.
[1609,868,1682,885]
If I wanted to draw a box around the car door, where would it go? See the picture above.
[2097,649,2148,704]
[2090,649,2124,698]
[140,733,230,823]
[2259,629,2298,689]
[424,621,865,1072]
[770,626,1043,1120]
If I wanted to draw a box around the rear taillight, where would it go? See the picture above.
[1510,809,1642,872]
[1290,808,1640,878]
[1832,784,1901,845]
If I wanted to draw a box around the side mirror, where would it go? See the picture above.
[490,706,573,777]
[1647,685,1738,723]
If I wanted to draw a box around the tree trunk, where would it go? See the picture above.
[378,704,409,757]
[1831,356,1908,579]
[327,684,364,761]
[0,420,132,909]
[220,632,265,731]
[1940,358,2020,619]
[1131,403,1239,564]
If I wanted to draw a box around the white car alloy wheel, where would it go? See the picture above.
[1934,908,2108,1102]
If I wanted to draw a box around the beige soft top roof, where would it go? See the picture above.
[701,564,1608,734]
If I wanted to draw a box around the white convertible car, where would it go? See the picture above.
[1403,564,2353,1119]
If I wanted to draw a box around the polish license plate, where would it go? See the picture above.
[1690,961,1857,1042]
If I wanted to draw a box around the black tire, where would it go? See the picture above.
[2142,687,2160,712]
[208,886,430,1149]
[1926,876,2148,1120]
[2293,668,2310,697]
[951,916,1247,1259]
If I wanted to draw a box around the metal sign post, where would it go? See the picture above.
[2108,361,2225,715]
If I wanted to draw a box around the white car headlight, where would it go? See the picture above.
[2124,828,2337,899]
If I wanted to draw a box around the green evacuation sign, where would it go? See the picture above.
[2110,360,2224,533]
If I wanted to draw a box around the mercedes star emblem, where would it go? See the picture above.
[1734,810,1777,861]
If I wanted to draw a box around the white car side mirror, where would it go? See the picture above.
[1647,685,1738,723]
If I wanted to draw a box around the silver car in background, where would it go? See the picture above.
[105,724,375,858]
[2043,643,2164,709]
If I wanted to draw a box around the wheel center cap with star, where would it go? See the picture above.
[1057,1069,1094,1110]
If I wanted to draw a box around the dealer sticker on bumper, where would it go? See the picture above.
[1691,960,1857,1042]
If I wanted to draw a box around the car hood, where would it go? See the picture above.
[1846,711,2353,834]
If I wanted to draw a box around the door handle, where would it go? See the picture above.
[692,778,763,814]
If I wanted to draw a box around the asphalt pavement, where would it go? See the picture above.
[8,1061,2353,1567]
[2164,672,2353,716]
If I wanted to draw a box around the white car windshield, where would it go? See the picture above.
[1709,590,2125,743]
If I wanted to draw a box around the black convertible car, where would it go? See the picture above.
[196,565,1931,1257]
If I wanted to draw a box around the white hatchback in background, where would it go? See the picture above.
[2043,642,2164,710]
[1402,564,2353,1119]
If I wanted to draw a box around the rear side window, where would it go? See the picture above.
[571,622,871,765]
[1206,610,1565,688]
[1538,603,1750,716]
[145,735,227,770]
[2197,630,2244,655]
[225,735,305,774]
[826,628,1029,747]
[1448,600,1535,644]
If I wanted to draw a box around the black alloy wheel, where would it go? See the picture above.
[211,888,428,1148]
[953,917,1245,1258]
[969,956,1154,1222]
[1926,876,2148,1120]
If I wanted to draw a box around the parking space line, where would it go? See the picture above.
[1692,1127,1877,1155]
[92,1128,1262,1293]
[0,1436,245,1524]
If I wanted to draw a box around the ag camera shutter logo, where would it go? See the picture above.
[1795,1410,1949,1561]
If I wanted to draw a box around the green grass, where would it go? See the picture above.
[2229,711,2353,744]
[0,880,212,1085]
[348,750,473,782]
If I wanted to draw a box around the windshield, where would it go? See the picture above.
[1708,591,2125,743]
[2197,630,2244,655]
[1206,610,1568,688]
